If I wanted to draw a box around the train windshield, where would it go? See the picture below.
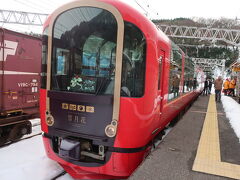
[51,7,146,96]
[51,7,117,94]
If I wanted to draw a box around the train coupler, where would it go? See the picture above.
[59,138,105,161]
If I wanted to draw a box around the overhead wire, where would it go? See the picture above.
[2,0,69,33]
[134,0,161,20]
[13,0,45,13]
[134,0,149,17]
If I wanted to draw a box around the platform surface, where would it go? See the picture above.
[129,95,240,180]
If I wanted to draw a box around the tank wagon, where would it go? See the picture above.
[0,28,41,145]
[40,0,203,179]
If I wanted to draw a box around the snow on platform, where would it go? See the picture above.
[222,96,240,142]
[0,118,74,180]
[0,135,64,180]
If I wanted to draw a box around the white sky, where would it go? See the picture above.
[1,0,240,33]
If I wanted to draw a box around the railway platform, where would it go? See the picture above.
[129,95,240,180]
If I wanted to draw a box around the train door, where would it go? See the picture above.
[0,29,3,112]
[157,50,165,118]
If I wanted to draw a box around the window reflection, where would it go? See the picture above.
[183,57,194,93]
[168,43,182,101]
[121,22,146,97]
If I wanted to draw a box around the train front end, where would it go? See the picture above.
[40,0,148,179]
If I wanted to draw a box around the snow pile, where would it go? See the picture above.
[221,96,240,143]
[0,136,63,180]
[30,118,41,126]
[58,173,73,180]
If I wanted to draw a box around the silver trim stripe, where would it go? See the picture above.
[0,70,39,75]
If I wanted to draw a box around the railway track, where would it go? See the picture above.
[152,126,172,151]
[0,119,41,148]
[0,132,42,148]
[50,171,67,180]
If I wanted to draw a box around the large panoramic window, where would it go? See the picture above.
[51,7,117,94]
[51,7,146,97]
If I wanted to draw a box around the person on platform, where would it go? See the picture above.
[188,78,193,91]
[229,78,236,97]
[193,78,197,89]
[208,79,213,94]
[214,76,223,102]
[203,79,209,95]
[172,74,180,98]
[223,78,230,96]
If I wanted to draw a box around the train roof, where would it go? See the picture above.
[44,0,171,49]
[106,0,170,43]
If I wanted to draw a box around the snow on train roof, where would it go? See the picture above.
[0,28,41,40]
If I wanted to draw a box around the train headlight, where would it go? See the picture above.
[46,115,54,126]
[105,125,116,137]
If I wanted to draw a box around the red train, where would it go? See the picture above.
[40,0,203,179]
[0,28,41,145]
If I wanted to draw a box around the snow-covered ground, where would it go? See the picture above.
[0,118,70,180]
[0,135,64,180]
[221,96,240,142]
[0,96,239,180]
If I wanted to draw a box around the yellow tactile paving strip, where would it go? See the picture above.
[192,95,240,179]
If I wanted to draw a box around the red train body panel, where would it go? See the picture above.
[0,28,41,145]
[40,0,203,179]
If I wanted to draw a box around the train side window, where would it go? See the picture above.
[193,68,202,90]
[41,27,48,89]
[168,43,182,101]
[121,22,146,97]
[183,57,194,93]
[56,48,70,75]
